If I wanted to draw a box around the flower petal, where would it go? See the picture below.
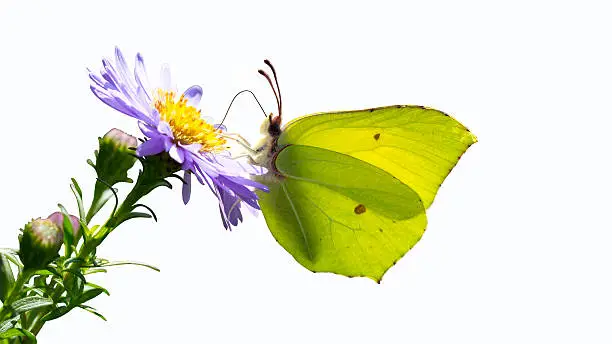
[169,144,185,164]
[157,121,174,137]
[182,85,203,106]
[136,137,166,157]
[134,52,151,98]
[182,170,192,205]
[160,64,172,90]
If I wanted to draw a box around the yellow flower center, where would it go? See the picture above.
[154,90,226,152]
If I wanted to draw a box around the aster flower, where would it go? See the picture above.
[89,47,267,229]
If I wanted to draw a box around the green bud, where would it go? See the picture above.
[89,128,138,186]
[19,218,63,269]
[86,129,138,222]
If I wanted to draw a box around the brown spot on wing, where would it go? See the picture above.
[354,204,366,214]
[373,133,380,140]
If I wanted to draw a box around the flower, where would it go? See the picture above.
[89,47,267,229]
[19,218,63,269]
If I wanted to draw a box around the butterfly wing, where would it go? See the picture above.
[257,145,427,282]
[277,105,477,208]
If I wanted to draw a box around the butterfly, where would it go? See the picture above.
[247,60,476,282]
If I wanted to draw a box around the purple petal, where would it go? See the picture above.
[160,64,171,90]
[226,175,269,192]
[217,186,243,229]
[114,47,135,89]
[169,144,185,163]
[134,53,151,97]
[136,137,166,156]
[182,85,202,106]
[157,121,174,137]
[138,122,159,138]
[182,170,192,205]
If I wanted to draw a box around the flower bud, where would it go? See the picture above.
[89,128,138,186]
[47,212,81,240]
[19,218,63,269]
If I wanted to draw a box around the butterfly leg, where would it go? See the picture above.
[221,133,258,153]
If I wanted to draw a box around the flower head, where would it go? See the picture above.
[89,47,267,229]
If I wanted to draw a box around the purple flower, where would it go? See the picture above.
[89,47,267,229]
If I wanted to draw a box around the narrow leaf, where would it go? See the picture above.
[0,254,15,302]
[78,305,107,321]
[0,328,37,343]
[98,260,160,272]
[40,306,70,322]
[57,204,75,256]
[0,316,19,333]
[70,178,86,221]
[11,296,54,315]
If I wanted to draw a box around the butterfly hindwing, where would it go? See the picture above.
[257,145,427,282]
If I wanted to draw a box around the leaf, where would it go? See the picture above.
[97,260,160,272]
[63,269,86,298]
[0,249,22,269]
[0,328,37,343]
[0,315,19,333]
[0,253,15,302]
[40,306,70,322]
[78,305,107,321]
[57,204,75,256]
[75,283,109,305]
[131,204,158,222]
[82,268,107,275]
[70,178,86,222]
[11,296,54,315]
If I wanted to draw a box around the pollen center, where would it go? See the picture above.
[154,90,226,152]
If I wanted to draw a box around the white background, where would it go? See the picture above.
[1,1,611,343]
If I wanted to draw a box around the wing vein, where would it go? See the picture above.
[281,183,313,261]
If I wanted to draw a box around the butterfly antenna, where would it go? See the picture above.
[220,89,267,126]
[258,63,282,118]
[264,59,282,117]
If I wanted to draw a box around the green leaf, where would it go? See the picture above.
[63,269,86,298]
[113,212,154,228]
[0,316,19,333]
[0,254,15,302]
[70,178,86,222]
[76,283,109,305]
[0,249,22,269]
[40,306,70,322]
[82,268,107,275]
[131,204,158,222]
[57,204,75,257]
[0,328,37,343]
[11,296,54,315]
[97,260,160,272]
[77,305,107,321]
